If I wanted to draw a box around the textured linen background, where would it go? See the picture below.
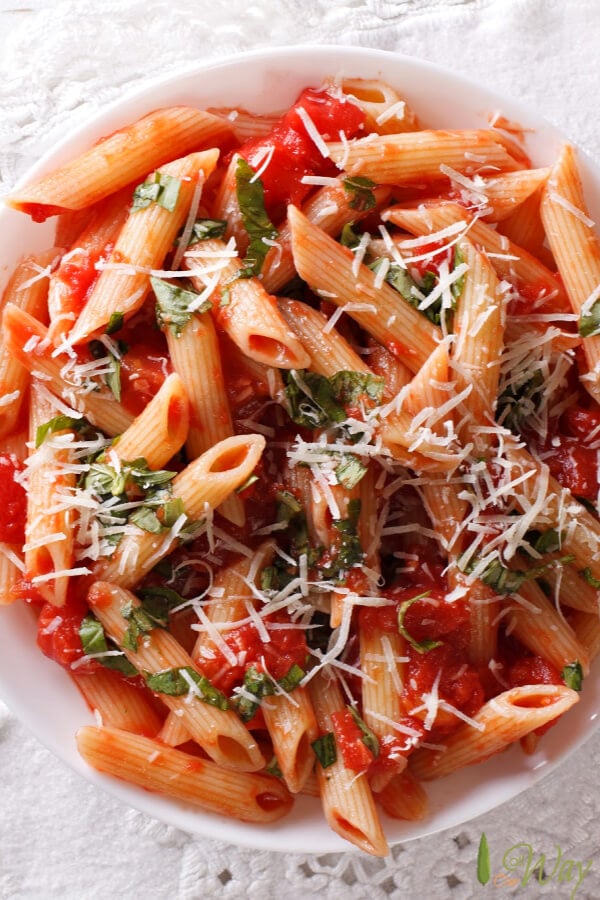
[1,1,600,898]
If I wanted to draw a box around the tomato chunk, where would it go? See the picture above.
[0,455,26,544]
[37,595,98,674]
[239,87,365,222]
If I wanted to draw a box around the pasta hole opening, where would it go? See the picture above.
[215,735,256,768]
[333,814,371,846]
[345,85,386,104]
[207,445,250,474]
[509,693,561,710]
[247,335,294,366]
[256,790,289,812]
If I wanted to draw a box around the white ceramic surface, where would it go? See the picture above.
[1,45,599,855]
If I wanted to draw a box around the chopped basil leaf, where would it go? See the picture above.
[466,555,573,596]
[79,614,108,656]
[79,614,137,676]
[219,286,231,308]
[89,339,123,402]
[284,370,346,428]
[284,369,383,431]
[343,175,377,212]
[580,299,600,337]
[562,660,584,691]
[348,705,379,757]
[497,369,545,434]
[318,500,364,581]
[235,473,259,493]
[312,732,337,769]
[105,312,124,335]
[529,528,563,555]
[35,414,86,448]
[329,370,385,406]
[278,663,305,693]
[182,218,227,246]
[264,756,283,778]
[232,665,275,722]
[340,222,361,249]
[275,489,303,520]
[235,157,278,278]
[581,567,600,589]
[129,506,164,534]
[398,591,443,654]
[137,585,186,627]
[370,258,417,301]
[335,454,368,490]
[131,172,181,213]
[145,666,229,710]
[121,602,155,651]
[85,458,176,497]
[451,245,466,300]
[152,275,211,337]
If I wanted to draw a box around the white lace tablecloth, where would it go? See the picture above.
[2,2,600,897]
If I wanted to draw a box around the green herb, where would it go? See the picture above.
[129,506,164,534]
[278,663,305,693]
[235,157,279,277]
[329,370,384,406]
[145,666,229,710]
[264,756,283,778]
[85,458,176,498]
[121,602,155,651]
[131,172,181,213]
[318,500,364,581]
[232,665,276,722]
[232,662,305,722]
[137,585,186,627]
[105,312,124,335]
[348,705,379,757]
[497,370,545,434]
[579,299,600,337]
[35,414,87,448]
[477,833,491,886]
[466,555,573,596]
[562,660,584,691]
[219,286,231,308]
[340,222,361,249]
[152,275,211,337]
[182,218,227,246]
[79,614,137,676]
[335,454,368,490]
[89,339,124,402]
[235,473,259,493]
[311,732,337,769]
[343,175,377,212]
[398,591,443,654]
[531,529,563,555]
[582,567,600,589]
[284,369,383,431]
[451,245,466,300]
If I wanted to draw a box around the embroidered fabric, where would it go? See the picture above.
[1,2,600,897]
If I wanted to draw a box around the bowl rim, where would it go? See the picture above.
[1,42,599,856]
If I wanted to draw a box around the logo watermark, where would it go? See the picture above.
[476,832,593,899]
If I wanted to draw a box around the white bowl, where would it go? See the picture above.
[1,45,599,855]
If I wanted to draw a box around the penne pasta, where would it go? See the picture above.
[8,107,231,220]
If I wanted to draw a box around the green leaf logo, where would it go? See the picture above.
[477,832,491,885]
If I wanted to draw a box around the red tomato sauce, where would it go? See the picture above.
[36,594,97,674]
[239,87,366,222]
[0,455,27,544]
[58,242,113,316]
[199,611,308,695]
